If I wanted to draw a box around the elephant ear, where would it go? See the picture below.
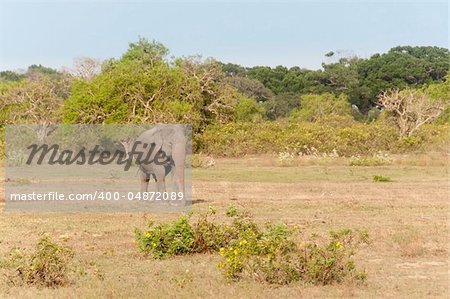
[151,129,166,157]
[133,126,164,161]
[160,127,175,156]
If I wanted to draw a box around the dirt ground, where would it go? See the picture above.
[0,154,448,298]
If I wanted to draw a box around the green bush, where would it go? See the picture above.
[134,207,258,259]
[234,97,266,122]
[197,120,450,157]
[290,93,351,122]
[198,120,399,157]
[0,237,74,288]
[218,226,367,285]
[135,214,196,259]
[373,175,392,182]
[135,207,367,285]
[395,124,449,152]
[395,136,423,152]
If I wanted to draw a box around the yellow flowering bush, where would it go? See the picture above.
[135,206,368,285]
[197,121,449,157]
[218,226,368,285]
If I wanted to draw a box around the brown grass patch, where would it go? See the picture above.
[0,155,449,298]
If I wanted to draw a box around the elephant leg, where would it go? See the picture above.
[140,170,150,193]
[171,142,185,196]
[153,164,166,194]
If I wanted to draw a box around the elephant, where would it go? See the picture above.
[131,125,186,197]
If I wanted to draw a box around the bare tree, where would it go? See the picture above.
[179,57,238,124]
[0,76,71,141]
[378,88,448,137]
[72,57,102,81]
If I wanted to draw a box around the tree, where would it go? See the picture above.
[221,63,247,77]
[378,88,448,137]
[0,70,25,82]
[247,65,288,94]
[263,92,300,120]
[26,64,60,81]
[72,57,102,80]
[390,46,450,80]
[64,57,189,125]
[121,37,169,66]
[0,74,72,140]
[64,38,183,125]
[319,57,372,111]
[177,56,239,126]
[223,76,273,102]
[63,39,241,129]
[358,46,450,104]
[217,46,450,115]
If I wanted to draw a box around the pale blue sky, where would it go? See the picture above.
[0,1,448,71]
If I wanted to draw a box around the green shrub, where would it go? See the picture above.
[197,121,450,157]
[290,93,351,122]
[316,115,358,128]
[135,214,195,259]
[198,121,399,157]
[395,124,449,152]
[218,226,367,285]
[395,136,423,152]
[373,175,392,182]
[135,207,367,286]
[134,207,258,259]
[234,97,266,122]
[0,237,74,288]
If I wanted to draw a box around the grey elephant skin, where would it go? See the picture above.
[132,125,186,196]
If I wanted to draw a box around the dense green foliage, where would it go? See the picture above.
[358,46,449,102]
[223,46,449,113]
[63,39,240,128]
[263,92,300,120]
[290,93,351,122]
[234,97,266,122]
[0,39,448,157]
[197,120,448,157]
[0,71,26,82]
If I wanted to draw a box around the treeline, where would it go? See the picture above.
[221,46,450,118]
[0,38,449,156]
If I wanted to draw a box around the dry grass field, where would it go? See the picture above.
[0,153,448,298]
